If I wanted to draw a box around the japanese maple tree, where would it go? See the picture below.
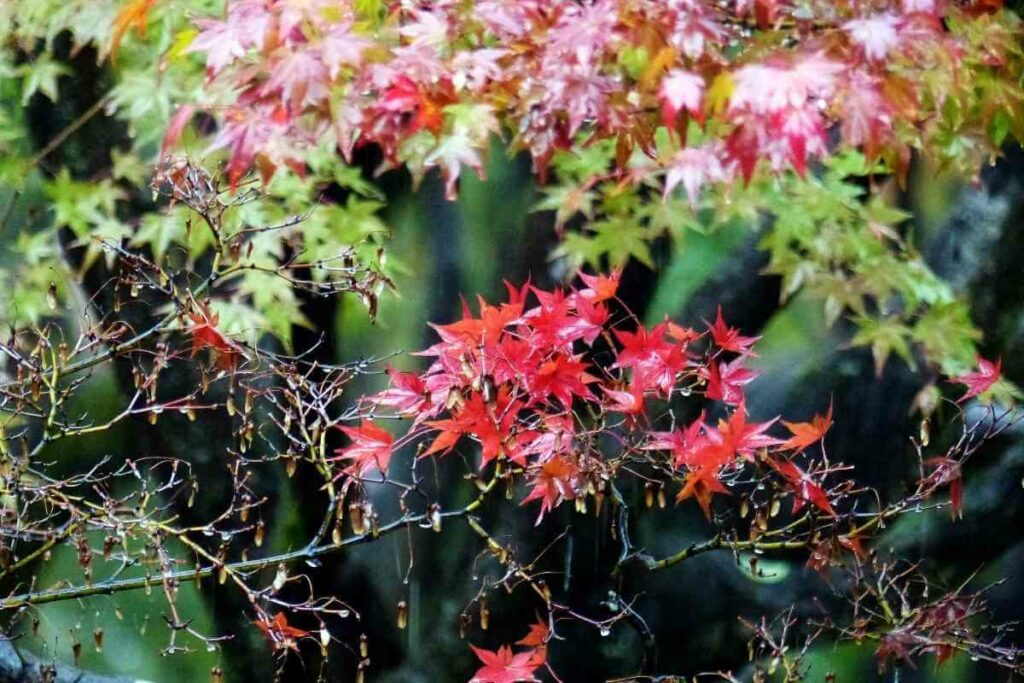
[1,0,1024,681]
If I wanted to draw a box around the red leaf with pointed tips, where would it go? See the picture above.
[254,612,310,652]
[704,357,759,406]
[949,356,1000,403]
[332,420,394,478]
[770,459,835,516]
[469,645,541,683]
[708,305,760,354]
[521,455,578,524]
[369,367,428,417]
[188,302,242,372]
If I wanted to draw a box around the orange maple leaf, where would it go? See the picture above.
[780,401,833,452]
[254,612,310,652]
[111,0,158,62]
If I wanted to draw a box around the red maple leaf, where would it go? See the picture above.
[602,385,646,416]
[254,612,310,652]
[188,302,242,371]
[780,401,833,452]
[923,457,964,520]
[368,367,428,417]
[469,645,541,683]
[704,356,758,405]
[423,389,521,466]
[949,356,1001,403]
[514,413,575,467]
[711,405,779,462]
[524,287,590,349]
[521,455,579,524]
[528,353,598,408]
[332,420,394,478]
[645,412,711,469]
[378,75,450,135]
[770,459,835,516]
[613,322,687,395]
[707,306,760,354]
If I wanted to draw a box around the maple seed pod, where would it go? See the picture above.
[644,482,655,508]
[359,634,369,658]
[479,598,490,631]
[331,522,343,545]
[458,613,471,639]
[217,564,227,585]
[919,418,931,447]
[319,626,331,651]
[286,456,298,478]
[740,497,751,519]
[769,498,782,518]
[273,563,288,592]
[211,666,224,683]
[102,535,116,561]
[255,520,265,547]
[397,601,408,630]
[370,511,380,538]
[538,579,552,603]
[657,485,667,509]
[429,505,442,533]
[93,627,104,652]
[349,501,365,535]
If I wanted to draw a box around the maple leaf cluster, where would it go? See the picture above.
[335,272,842,526]
[329,274,998,681]
[173,0,1022,197]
